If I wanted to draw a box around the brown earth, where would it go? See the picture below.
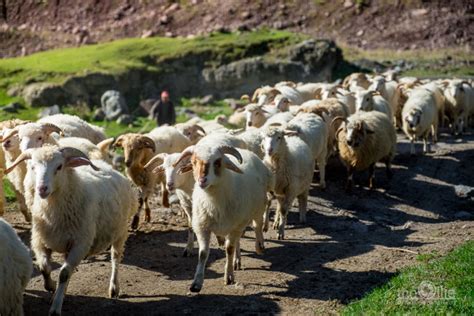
[0,0,472,58]
[3,130,473,315]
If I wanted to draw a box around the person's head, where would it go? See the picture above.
[161,91,170,102]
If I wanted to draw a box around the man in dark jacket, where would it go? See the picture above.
[151,90,176,126]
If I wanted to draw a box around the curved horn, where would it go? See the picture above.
[251,88,261,102]
[5,150,32,174]
[41,123,64,136]
[331,116,347,130]
[460,80,471,87]
[60,147,100,171]
[112,135,125,149]
[144,153,166,170]
[96,138,114,153]
[240,94,250,101]
[172,145,195,168]
[218,146,243,164]
[0,128,19,143]
[141,136,156,152]
[194,124,206,136]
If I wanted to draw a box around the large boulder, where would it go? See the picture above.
[22,83,67,107]
[101,90,129,120]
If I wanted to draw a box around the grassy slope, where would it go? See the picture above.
[343,241,474,315]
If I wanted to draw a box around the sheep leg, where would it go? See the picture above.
[182,205,194,257]
[297,191,308,224]
[233,239,241,271]
[14,188,31,222]
[224,233,240,285]
[33,240,56,293]
[431,124,438,144]
[190,229,211,293]
[422,132,429,153]
[385,157,393,180]
[263,193,273,232]
[345,167,354,192]
[276,197,290,240]
[368,163,376,190]
[109,235,126,298]
[161,182,170,208]
[131,196,144,230]
[410,137,416,156]
[317,156,327,190]
[49,245,86,316]
[272,210,280,231]
[253,216,265,255]
[144,196,151,223]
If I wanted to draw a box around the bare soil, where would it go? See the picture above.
[0,0,472,58]
[3,131,474,315]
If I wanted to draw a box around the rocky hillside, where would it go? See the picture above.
[0,0,472,58]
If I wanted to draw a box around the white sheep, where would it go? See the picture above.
[421,82,446,128]
[173,140,273,292]
[252,85,305,106]
[58,137,114,164]
[334,111,396,191]
[287,113,328,188]
[355,89,393,119]
[261,126,315,240]
[144,152,195,256]
[442,79,473,134]
[6,145,138,316]
[402,88,439,155]
[369,76,402,124]
[0,218,33,316]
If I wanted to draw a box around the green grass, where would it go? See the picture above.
[0,29,304,91]
[2,179,16,202]
[343,241,474,315]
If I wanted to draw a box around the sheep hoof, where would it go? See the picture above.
[130,216,140,230]
[234,260,241,270]
[225,275,235,285]
[109,285,120,298]
[263,225,269,233]
[48,309,61,316]
[277,233,284,240]
[144,213,151,223]
[190,282,202,293]
[182,249,191,257]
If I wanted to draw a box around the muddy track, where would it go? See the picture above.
[4,131,473,315]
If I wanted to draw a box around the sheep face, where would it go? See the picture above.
[181,125,206,143]
[344,120,374,148]
[261,128,297,157]
[447,82,465,103]
[274,96,290,111]
[17,123,63,152]
[1,128,19,152]
[369,77,385,92]
[113,134,155,168]
[7,146,98,199]
[151,153,189,192]
[355,90,375,112]
[404,109,422,132]
[175,146,243,190]
[245,105,267,128]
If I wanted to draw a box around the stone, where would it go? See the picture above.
[199,94,214,105]
[116,114,134,125]
[454,185,474,199]
[101,90,129,120]
[22,83,67,107]
[38,105,61,118]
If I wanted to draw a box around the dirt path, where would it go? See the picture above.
[4,131,473,315]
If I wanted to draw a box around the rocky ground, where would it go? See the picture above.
[3,129,473,315]
[0,0,472,58]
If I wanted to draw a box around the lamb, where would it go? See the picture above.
[334,111,396,191]
[402,88,439,155]
[354,89,393,119]
[5,145,138,316]
[261,126,315,240]
[113,126,191,228]
[286,113,329,188]
[236,127,265,159]
[171,139,272,292]
[144,152,195,256]
[0,218,33,316]
[2,114,106,152]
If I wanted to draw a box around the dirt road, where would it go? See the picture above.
[4,131,473,315]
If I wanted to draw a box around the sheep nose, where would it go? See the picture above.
[247,122,252,127]
[167,182,174,191]
[2,140,10,149]
[198,177,207,188]
[37,185,49,198]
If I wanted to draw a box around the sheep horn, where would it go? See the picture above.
[173,145,195,168]
[331,116,347,130]
[41,123,64,136]
[4,150,32,174]
[144,153,166,170]
[251,88,261,102]
[141,136,156,152]
[96,138,114,153]
[0,127,19,143]
[460,80,471,87]
[219,146,243,164]
[60,147,100,171]
[194,124,206,136]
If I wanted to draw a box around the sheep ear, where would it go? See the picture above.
[141,136,156,152]
[144,153,166,170]
[96,138,114,154]
[365,128,375,134]
[283,129,299,136]
[223,157,243,174]
[152,165,165,174]
[177,163,193,174]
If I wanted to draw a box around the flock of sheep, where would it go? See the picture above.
[0,72,473,315]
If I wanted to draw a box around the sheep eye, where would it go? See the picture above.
[366,98,369,101]
[38,136,43,140]
[57,164,62,171]
[214,159,221,168]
